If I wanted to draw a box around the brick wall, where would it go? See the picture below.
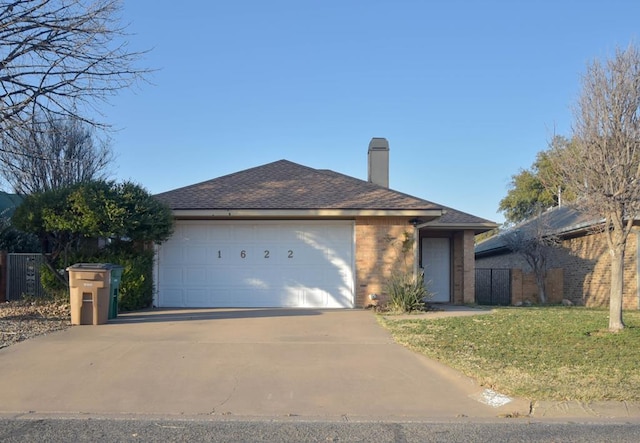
[354,217,416,307]
[476,228,639,309]
[510,268,563,305]
[558,229,638,309]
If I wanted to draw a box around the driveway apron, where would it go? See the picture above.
[0,309,526,419]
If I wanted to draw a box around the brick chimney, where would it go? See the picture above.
[367,137,389,188]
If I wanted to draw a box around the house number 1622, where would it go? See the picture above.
[216,250,294,259]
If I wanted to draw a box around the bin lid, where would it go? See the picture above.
[66,263,124,271]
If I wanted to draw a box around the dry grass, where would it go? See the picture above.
[379,307,640,402]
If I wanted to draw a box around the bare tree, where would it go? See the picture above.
[551,45,640,332]
[0,0,149,139]
[0,111,113,194]
[501,207,559,305]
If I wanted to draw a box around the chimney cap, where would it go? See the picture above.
[368,137,389,151]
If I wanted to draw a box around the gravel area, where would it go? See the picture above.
[0,300,70,350]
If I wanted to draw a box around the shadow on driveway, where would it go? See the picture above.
[111,308,328,324]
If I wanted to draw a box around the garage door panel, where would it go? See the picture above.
[229,225,257,242]
[327,252,353,269]
[287,244,325,265]
[181,224,209,242]
[157,221,354,308]
[160,288,184,307]
[159,267,183,284]
[255,225,283,241]
[279,287,303,307]
[158,244,183,264]
[301,289,328,308]
[185,267,207,284]
[184,245,208,264]
[184,288,210,306]
[208,225,233,242]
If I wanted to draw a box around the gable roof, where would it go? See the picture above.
[475,205,602,257]
[155,159,495,228]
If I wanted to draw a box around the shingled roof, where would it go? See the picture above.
[475,205,605,257]
[156,160,439,210]
[155,159,495,227]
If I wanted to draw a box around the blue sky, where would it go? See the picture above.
[101,0,640,223]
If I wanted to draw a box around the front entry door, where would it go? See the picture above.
[421,237,451,303]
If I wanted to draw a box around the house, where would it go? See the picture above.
[475,205,640,309]
[153,138,496,309]
[0,191,23,217]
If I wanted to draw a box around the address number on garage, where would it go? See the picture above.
[216,250,294,259]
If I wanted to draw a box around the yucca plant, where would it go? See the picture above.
[385,271,431,313]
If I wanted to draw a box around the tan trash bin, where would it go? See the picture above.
[67,263,113,325]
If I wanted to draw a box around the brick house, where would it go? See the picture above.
[152,138,496,308]
[475,205,640,309]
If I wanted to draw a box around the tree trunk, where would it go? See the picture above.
[608,245,625,332]
[536,273,547,304]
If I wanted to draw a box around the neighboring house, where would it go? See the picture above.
[475,205,640,309]
[0,191,23,217]
[153,138,496,309]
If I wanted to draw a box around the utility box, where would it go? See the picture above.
[67,263,124,325]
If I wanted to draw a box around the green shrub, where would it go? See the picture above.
[385,271,431,313]
[39,265,69,301]
[110,248,154,311]
[39,243,156,312]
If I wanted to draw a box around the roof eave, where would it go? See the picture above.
[475,245,509,258]
[172,208,444,219]
[417,221,499,233]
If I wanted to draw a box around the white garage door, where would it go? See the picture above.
[156,220,355,308]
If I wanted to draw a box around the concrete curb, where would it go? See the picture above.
[531,400,640,419]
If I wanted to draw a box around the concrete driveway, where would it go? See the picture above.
[0,308,528,420]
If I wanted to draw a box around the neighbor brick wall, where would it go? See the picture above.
[558,229,638,309]
[354,217,416,307]
[476,228,639,309]
[510,268,563,305]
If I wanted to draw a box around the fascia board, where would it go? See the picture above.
[417,222,499,231]
[172,209,444,218]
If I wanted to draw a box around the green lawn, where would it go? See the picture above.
[379,307,640,402]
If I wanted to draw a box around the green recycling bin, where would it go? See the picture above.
[108,265,124,320]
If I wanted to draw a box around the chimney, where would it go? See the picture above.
[368,137,389,188]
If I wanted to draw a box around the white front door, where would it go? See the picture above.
[421,237,451,303]
[156,220,355,308]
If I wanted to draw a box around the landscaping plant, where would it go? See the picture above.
[385,271,431,313]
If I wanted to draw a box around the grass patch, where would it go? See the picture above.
[379,307,640,402]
